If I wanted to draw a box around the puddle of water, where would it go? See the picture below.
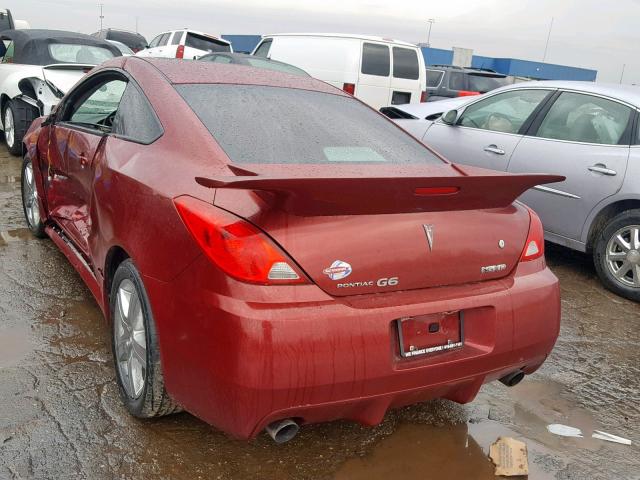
[0,323,33,368]
[0,228,34,247]
[333,420,559,480]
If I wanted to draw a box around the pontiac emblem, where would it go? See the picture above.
[423,224,434,251]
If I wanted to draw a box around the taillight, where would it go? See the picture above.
[457,90,481,97]
[343,83,356,95]
[176,44,185,59]
[174,196,308,285]
[520,208,545,262]
[420,91,428,102]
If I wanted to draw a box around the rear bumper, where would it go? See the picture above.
[144,258,560,439]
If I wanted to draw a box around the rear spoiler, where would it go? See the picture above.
[195,172,565,216]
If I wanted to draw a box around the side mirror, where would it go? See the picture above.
[441,109,459,125]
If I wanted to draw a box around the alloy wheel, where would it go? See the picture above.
[605,225,640,288]
[114,279,147,398]
[4,107,14,148]
[22,160,40,228]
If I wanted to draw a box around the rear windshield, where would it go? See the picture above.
[185,33,230,53]
[48,44,115,64]
[468,74,509,93]
[177,84,441,165]
[245,57,308,76]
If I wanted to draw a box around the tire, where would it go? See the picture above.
[110,259,181,417]
[593,209,640,301]
[4,99,38,156]
[21,154,46,238]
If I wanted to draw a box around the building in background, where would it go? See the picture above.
[222,34,597,82]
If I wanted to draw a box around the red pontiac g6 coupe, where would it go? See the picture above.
[20,57,562,443]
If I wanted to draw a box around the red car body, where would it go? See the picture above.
[23,57,562,439]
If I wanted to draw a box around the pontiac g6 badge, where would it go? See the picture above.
[423,224,434,251]
[323,260,352,280]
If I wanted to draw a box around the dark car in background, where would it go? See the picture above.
[198,52,308,76]
[425,65,510,101]
[92,29,148,53]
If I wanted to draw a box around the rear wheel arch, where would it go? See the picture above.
[104,246,131,318]
[586,199,640,252]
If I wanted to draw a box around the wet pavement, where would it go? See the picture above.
[0,147,638,479]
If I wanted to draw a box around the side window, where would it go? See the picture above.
[253,39,272,58]
[170,31,183,45]
[426,69,444,88]
[112,82,163,144]
[148,35,162,48]
[67,79,127,131]
[392,47,419,80]
[536,92,632,145]
[459,89,550,134]
[361,43,390,76]
[158,33,171,47]
[1,41,14,63]
[448,71,465,91]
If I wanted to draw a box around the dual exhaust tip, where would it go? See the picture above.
[265,371,525,443]
[499,369,525,387]
[265,418,300,444]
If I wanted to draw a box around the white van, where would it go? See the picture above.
[136,29,231,60]
[252,33,427,109]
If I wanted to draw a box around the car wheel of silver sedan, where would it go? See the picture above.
[594,210,640,301]
[110,259,181,417]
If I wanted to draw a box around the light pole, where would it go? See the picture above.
[542,17,554,62]
[98,3,104,31]
[426,18,435,48]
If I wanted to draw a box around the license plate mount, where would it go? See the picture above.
[397,311,464,358]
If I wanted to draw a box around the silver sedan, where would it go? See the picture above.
[388,81,640,301]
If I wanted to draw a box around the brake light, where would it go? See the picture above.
[174,196,308,284]
[343,83,356,95]
[520,208,545,262]
[176,44,185,59]
[457,90,481,97]
[420,91,428,102]
[414,186,459,196]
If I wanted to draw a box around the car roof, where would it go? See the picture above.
[127,57,341,94]
[0,29,100,41]
[494,80,640,107]
[262,33,417,48]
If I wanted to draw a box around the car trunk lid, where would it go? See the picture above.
[207,163,562,296]
[42,64,94,95]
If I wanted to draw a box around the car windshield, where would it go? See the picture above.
[185,33,230,53]
[468,74,510,93]
[177,84,441,165]
[48,43,115,64]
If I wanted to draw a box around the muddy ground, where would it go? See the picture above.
[0,147,638,480]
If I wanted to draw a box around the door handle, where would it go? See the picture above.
[79,153,88,167]
[484,145,505,155]
[588,164,617,176]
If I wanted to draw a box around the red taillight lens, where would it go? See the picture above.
[457,90,481,97]
[343,83,356,95]
[520,208,545,262]
[414,186,459,196]
[420,91,428,102]
[176,44,185,59]
[174,196,308,285]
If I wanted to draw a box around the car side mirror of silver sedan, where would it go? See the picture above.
[441,109,459,125]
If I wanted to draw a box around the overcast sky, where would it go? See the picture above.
[9,0,640,83]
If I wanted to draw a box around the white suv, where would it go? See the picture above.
[136,29,231,60]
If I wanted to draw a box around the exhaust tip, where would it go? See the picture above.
[499,370,525,387]
[265,418,300,444]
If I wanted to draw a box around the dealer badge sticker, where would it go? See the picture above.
[323,260,352,280]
